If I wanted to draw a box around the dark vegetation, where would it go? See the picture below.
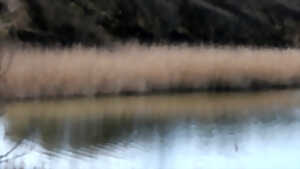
[0,0,300,47]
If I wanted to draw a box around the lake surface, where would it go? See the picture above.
[1,90,300,169]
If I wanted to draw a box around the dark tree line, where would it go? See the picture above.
[1,0,300,46]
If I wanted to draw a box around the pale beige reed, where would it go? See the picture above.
[0,44,300,99]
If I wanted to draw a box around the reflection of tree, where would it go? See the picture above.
[6,106,298,156]
[0,103,29,164]
[7,113,141,152]
[6,111,179,155]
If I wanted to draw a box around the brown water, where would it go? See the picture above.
[1,90,300,169]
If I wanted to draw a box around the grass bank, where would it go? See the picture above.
[0,44,300,99]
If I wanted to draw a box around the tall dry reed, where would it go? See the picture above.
[0,44,300,99]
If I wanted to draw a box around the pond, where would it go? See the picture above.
[1,90,300,169]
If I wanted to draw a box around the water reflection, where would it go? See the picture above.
[1,90,300,169]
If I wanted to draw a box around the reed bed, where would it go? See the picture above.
[0,44,300,99]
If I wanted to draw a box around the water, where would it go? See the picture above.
[1,90,300,169]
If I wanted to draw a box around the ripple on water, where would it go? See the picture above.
[2,90,300,169]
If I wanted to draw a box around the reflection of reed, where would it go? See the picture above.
[3,91,300,156]
[4,109,163,155]
[1,45,300,99]
[0,104,5,116]
[5,90,300,120]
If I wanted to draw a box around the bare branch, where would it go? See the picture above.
[0,152,28,164]
[0,133,33,164]
[0,139,24,160]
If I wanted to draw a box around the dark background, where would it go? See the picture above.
[1,0,300,47]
